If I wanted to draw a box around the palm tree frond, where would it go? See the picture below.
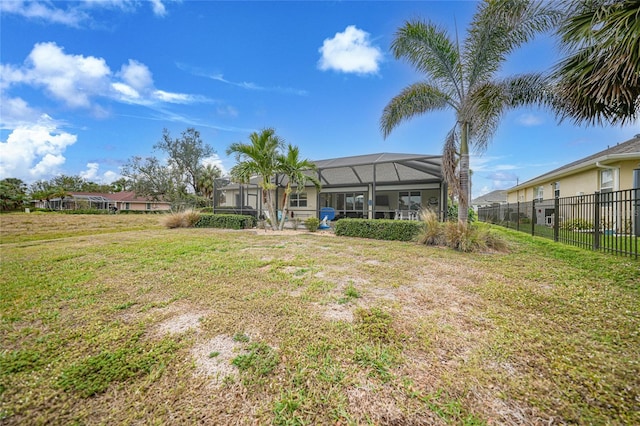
[465,0,560,88]
[392,19,463,97]
[553,0,640,125]
[468,73,551,151]
[380,82,452,138]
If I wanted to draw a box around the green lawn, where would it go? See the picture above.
[1,213,638,425]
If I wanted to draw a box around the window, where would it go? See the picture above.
[399,191,422,210]
[124,202,130,210]
[289,192,307,208]
[600,169,614,203]
[146,203,152,210]
[554,182,560,198]
[600,169,614,192]
[535,186,544,201]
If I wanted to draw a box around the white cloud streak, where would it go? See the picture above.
[516,113,544,126]
[0,0,170,27]
[318,25,383,75]
[175,62,308,96]
[3,42,207,111]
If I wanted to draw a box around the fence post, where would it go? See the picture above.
[553,196,560,242]
[516,202,520,232]
[593,191,600,250]
[531,199,536,236]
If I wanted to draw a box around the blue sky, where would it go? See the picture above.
[1,0,638,198]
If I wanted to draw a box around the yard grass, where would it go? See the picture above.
[1,213,638,425]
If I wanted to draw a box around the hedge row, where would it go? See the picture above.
[194,213,256,230]
[334,219,424,241]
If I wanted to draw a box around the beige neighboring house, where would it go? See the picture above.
[507,135,640,203]
[471,189,507,211]
[36,191,171,212]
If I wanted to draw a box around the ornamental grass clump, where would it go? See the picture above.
[161,209,201,229]
[417,209,444,246]
[418,208,507,252]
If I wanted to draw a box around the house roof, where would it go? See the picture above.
[64,191,168,203]
[311,152,443,186]
[222,152,444,189]
[471,190,507,206]
[510,135,640,191]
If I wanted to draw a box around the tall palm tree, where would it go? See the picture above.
[278,145,321,230]
[553,0,640,125]
[227,128,284,230]
[380,0,558,223]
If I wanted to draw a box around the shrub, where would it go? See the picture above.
[447,203,476,222]
[334,219,423,241]
[59,209,108,215]
[291,217,302,230]
[304,217,320,232]
[560,218,593,231]
[194,213,256,230]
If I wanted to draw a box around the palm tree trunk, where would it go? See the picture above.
[458,122,470,224]
[265,188,279,230]
[279,188,291,230]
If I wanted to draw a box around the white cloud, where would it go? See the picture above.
[0,96,42,128]
[112,82,141,100]
[0,0,170,27]
[103,169,119,182]
[1,64,27,89]
[0,116,77,181]
[318,25,383,75]
[470,155,519,173]
[79,162,100,180]
[203,154,228,175]
[203,72,308,96]
[4,42,206,111]
[517,113,544,127]
[79,162,120,183]
[216,105,239,118]
[25,42,112,108]
[0,0,88,27]
[149,0,167,16]
[153,90,196,104]
[118,60,154,91]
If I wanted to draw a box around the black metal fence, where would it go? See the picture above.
[478,188,639,258]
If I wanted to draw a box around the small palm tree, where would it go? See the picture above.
[197,164,221,202]
[278,145,321,230]
[227,128,284,231]
[380,0,558,223]
[553,0,640,125]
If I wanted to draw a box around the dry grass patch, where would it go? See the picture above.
[0,212,162,244]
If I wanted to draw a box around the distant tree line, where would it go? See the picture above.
[0,127,223,212]
[121,127,222,208]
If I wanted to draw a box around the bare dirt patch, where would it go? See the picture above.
[191,335,243,385]
[156,312,206,335]
[318,303,354,322]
